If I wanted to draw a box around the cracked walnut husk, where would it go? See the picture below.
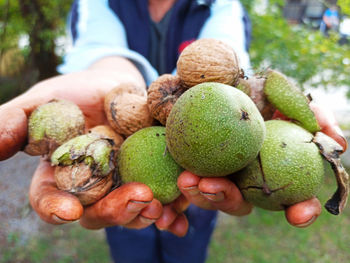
[147,74,188,125]
[51,133,117,206]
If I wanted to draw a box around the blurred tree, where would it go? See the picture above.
[0,0,72,80]
[338,0,350,15]
[0,0,72,103]
[241,0,350,93]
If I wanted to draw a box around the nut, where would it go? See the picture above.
[147,74,188,125]
[104,84,155,137]
[177,38,242,87]
[51,133,116,205]
[24,99,85,158]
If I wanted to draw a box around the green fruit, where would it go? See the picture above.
[235,120,325,211]
[263,70,320,133]
[166,82,266,177]
[25,99,85,157]
[117,126,183,204]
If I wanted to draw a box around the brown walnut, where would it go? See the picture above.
[52,134,117,206]
[104,83,155,137]
[55,163,114,206]
[177,38,243,87]
[147,74,188,125]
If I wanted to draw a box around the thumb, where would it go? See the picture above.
[0,107,28,160]
[0,82,71,161]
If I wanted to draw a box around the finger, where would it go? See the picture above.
[155,205,178,230]
[178,171,253,216]
[171,194,190,214]
[80,182,156,229]
[310,102,347,152]
[198,177,253,216]
[167,213,189,237]
[0,107,28,160]
[29,159,84,224]
[123,199,163,229]
[178,171,213,210]
[155,206,189,237]
[155,195,189,232]
[285,197,321,228]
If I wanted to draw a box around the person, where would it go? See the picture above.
[320,4,340,36]
[0,0,347,262]
[339,15,350,45]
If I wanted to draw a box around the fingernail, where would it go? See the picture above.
[182,186,200,196]
[334,126,345,138]
[52,214,77,224]
[200,191,225,202]
[334,126,348,150]
[294,215,316,228]
[127,200,151,212]
[139,216,156,225]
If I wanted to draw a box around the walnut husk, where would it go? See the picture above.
[104,84,155,137]
[177,38,243,87]
[25,99,85,158]
[147,74,188,125]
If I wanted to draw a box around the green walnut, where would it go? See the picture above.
[51,133,117,206]
[25,99,85,158]
[166,82,266,177]
[235,120,349,215]
[263,70,320,133]
[117,126,183,204]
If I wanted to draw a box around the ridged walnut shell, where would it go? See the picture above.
[51,133,117,205]
[55,163,114,206]
[147,74,188,125]
[177,38,242,87]
[104,84,154,137]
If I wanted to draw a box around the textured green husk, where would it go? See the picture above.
[51,133,115,177]
[263,70,320,133]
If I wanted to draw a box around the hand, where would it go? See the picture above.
[0,57,189,236]
[29,157,189,236]
[178,102,347,228]
[0,57,146,160]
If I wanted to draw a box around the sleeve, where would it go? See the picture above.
[58,0,158,85]
[198,0,252,76]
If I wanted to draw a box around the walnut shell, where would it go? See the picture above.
[55,163,114,206]
[104,84,155,137]
[177,38,242,87]
[147,74,188,125]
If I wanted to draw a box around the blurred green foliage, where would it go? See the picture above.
[242,0,350,93]
[1,0,350,104]
[338,0,350,15]
[0,0,72,103]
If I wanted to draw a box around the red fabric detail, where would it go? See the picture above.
[178,39,196,54]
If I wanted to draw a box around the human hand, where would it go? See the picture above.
[178,102,347,228]
[0,57,190,236]
[29,159,189,236]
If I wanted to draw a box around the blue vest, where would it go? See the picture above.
[70,0,251,74]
